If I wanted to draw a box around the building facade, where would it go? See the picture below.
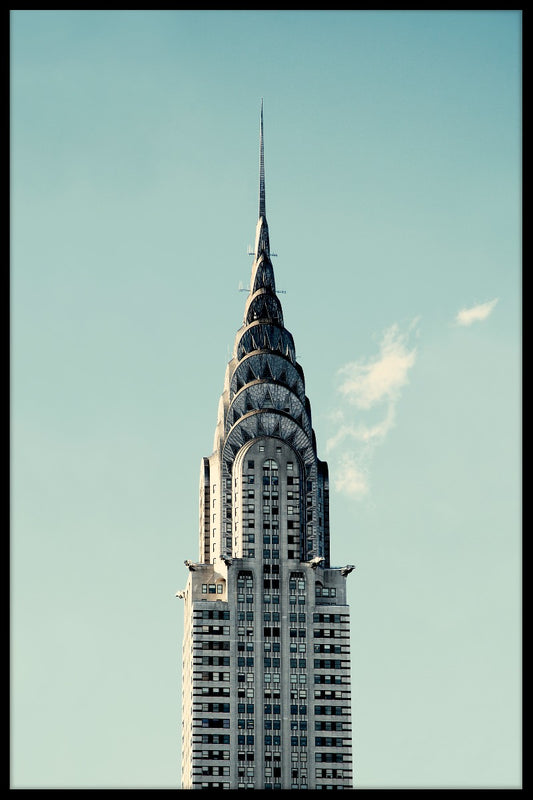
[178,103,355,790]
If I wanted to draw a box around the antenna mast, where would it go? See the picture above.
[259,98,266,219]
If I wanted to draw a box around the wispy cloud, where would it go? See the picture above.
[455,298,498,326]
[337,322,418,410]
[334,453,370,499]
[327,320,418,498]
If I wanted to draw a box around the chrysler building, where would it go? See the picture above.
[178,102,355,790]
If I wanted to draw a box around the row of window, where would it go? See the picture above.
[197,656,230,666]
[194,687,230,697]
[198,766,230,776]
[313,613,345,623]
[237,736,255,745]
[247,459,293,471]
[195,750,346,765]
[315,585,336,597]
[201,583,224,594]
[313,629,347,638]
[316,785,348,790]
[313,644,347,653]
[315,738,347,747]
[315,754,347,763]
[315,721,345,731]
[195,782,230,789]
[237,520,281,532]
[197,632,348,647]
[197,609,230,619]
[237,588,308,601]
[264,657,306,668]
[264,736,282,745]
[314,706,350,716]
[199,625,230,635]
[195,722,347,735]
[242,475,279,485]
[198,720,230,729]
[195,645,348,661]
[315,769,347,778]
[237,704,255,713]
[195,750,230,759]
[198,641,230,651]
[241,534,297,545]
[263,579,279,588]
[197,734,230,744]
[314,659,349,669]
[239,473,298,486]
[199,672,230,681]
[263,704,282,715]
[240,488,299,500]
[241,504,299,515]
[314,674,345,684]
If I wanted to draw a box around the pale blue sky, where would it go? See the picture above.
[11,10,521,789]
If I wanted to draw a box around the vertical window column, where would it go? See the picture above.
[289,573,308,788]
[237,571,255,789]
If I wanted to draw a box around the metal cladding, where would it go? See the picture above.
[212,102,330,566]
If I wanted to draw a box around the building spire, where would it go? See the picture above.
[259,98,266,219]
[254,99,270,259]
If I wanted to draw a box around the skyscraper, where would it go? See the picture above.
[178,102,355,790]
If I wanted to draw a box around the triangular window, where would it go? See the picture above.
[263,360,275,381]
[263,389,274,408]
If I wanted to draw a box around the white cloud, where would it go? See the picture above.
[337,323,417,409]
[326,403,396,453]
[455,298,498,326]
[328,320,418,499]
[333,454,370,499]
